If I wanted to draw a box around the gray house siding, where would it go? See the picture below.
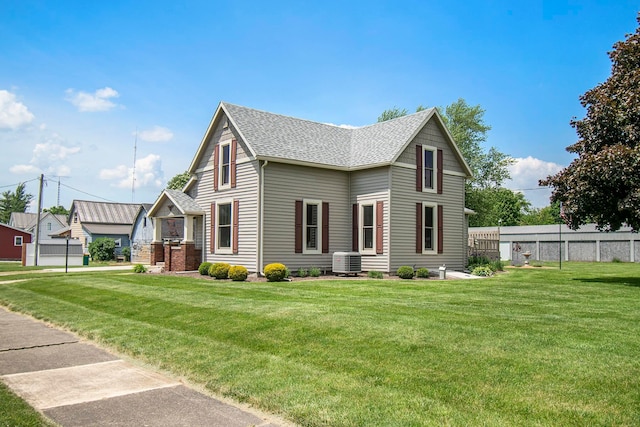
[131,213,154,263]
[389,165,467,271]
[350,167,390,272]
[263,162,350,272]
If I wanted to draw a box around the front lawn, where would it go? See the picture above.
[0,263,638,426]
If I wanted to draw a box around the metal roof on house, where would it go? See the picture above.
[9,212,68,231]
[71,200,141,224]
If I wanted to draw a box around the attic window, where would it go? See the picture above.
[223,119,229,129]
[73,213,78,223]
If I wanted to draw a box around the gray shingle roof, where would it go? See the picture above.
[164,189,204,214]
[72,200,141,224]
[223,103,435,169]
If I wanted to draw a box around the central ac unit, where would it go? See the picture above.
[332,251,362,275]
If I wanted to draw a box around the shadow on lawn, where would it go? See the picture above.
[573,276,640,288]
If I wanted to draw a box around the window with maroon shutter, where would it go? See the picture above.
[376,201,383,254]
[415,203,422,253]
[437,149,443,195]
[230,139,237,188]
[417,202,438,253]
[322,202,329,254]
[352,204,359,251]
[418,145,438,192]
[213,145,219,191]
[210,202,216,253]
[295,200,303,253]
[437,205,443,254]
[232,199,239,254]
[415,145,422,192]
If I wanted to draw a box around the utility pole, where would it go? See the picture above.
[34,174,44,266]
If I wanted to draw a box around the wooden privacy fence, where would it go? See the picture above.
[468,230,500,260]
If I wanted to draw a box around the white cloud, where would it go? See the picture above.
[324,122,360,129]
[0,90,35,129]
[10,139,81,176]
[138,126,174,142]
[99,154,164,189]
[66,87,120,112]
[504,156,565,208]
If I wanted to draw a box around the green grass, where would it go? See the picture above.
[0,382,57,426]
[0,263,639,426]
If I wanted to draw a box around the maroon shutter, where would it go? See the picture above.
[322,202,329,254]
[352,203,359,252]
[230,139,237,188]
[416,203,422,253]
[437,205,444,254]
[294,200,303,253]
[437,149,443,194]
[416,145,423,192]
[232,199,239,254]
[213,145,219,191]
[210,202,216,254]
[376,201,383,254]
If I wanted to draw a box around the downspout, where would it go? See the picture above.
[259,160,269,276]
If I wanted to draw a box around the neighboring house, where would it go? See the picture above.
[148,102,473,273]
[9,212,68,240]
[471,224,640,263]
[0,223,32,261]
[130,204,154,263]
[68,200,141,254]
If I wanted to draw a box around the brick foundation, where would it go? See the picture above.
[159,242,201,272]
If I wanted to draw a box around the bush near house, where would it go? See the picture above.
[133,264,147,273]
[309,267,321,277]
[416,268,430,278]
[229,265,248,282]
[264,263,288,282]
[368,271,384,279]
[198,262,212,276]
[88,237,116,262]
[121,246,131,262]
[209,263,231,279]
[397,266,415,279]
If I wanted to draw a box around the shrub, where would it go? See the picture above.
[133,264,147,273]
[228,265,248,281]
[198,262,212,275]
[490,260,504,272]
[297,268,308,278]
[309,267,321,277]
[416,267,430,278]
[209,262,231,279]
[368,270,384,279]
[612,257,622,263]
[397,266,415,279]
[471,266,493,277]
[121,246,131,262]
[264,263,288,282]
[88,237,116,261]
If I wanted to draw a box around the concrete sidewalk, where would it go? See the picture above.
[0,307,287,427]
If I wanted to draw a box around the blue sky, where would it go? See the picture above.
[1,1,638,210]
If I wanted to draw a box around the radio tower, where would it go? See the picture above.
[132,128,137,202]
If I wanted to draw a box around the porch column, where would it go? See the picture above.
[152,218,163,243]
[183,216,194,243]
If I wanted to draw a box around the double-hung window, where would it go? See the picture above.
[217,202,232,252]
[422,202,437,253]
[423,145,436,191]
[303,200,322,254]
[220,141,231,188]
[361,204,375,253]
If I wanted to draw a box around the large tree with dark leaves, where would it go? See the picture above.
[541,16,640,231]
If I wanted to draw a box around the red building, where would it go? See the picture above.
[0,223,32,261]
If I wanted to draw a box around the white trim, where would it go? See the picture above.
[359,203,376,255]
[196,157,251,175]
[421,145,437,193]
[444,169,468,178]
[422,202,438,254]
[215,198,234,254]
[218,139,232,190]
[302,199,322,255]
[14,236,23,246]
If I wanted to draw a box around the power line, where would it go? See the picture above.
[0,177,41,190]
[58,182,116,202]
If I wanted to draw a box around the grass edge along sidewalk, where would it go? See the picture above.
[0,262,639,426]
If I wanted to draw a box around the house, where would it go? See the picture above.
[0,223,32,261]
[68,200,141,254]
[148,102,473,273]
[9,212,68,240]
[130,204,155,263]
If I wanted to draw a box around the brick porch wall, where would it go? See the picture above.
[150,242,164,265]
[159,242,201,272]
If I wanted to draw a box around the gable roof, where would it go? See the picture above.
[9,212,68,231]
[189,102,472,176]
[148,189,205,217]
[70,200,141,225]
[0,222,33,236]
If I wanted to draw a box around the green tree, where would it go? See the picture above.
[377,106,408,122]
[43,205,69,216]
[468,187,530,227]
[0,183,34,223]
[541,15,640,231]
[167,171,190,190]
[520,202,562,225]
